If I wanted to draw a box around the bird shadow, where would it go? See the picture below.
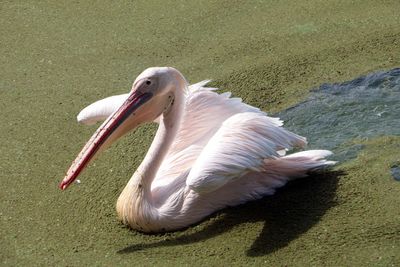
[117,170,343,257]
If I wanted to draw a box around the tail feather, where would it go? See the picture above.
[284,149,333,160]
[263,150,336,179]
[209,150,336,208]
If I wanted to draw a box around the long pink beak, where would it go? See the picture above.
[59,91,153,190]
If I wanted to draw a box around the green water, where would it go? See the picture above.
[2,0,400,266]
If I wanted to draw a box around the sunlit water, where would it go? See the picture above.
[277,68,400,177]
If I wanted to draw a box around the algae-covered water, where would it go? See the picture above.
[1,1,400,266]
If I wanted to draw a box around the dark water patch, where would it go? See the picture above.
[391,163,400,181]
[277,68,400,162]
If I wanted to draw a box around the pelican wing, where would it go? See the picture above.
[186,112,306,193]
[169,81,267,153]
[153,81,287,188]
[77,94,129,125]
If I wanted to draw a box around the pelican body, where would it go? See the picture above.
[59,67,334,232]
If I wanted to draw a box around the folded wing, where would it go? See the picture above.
[77,94,128,125]
[185,112,306,193]
[153,81,291,189]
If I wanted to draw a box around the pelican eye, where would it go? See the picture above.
[146,80,151,85]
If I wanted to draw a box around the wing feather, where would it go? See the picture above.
[77,94,128,125]
[153,81,286,189]
[169,82,268,153]
[186,112,306,193]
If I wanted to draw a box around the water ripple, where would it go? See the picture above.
[277,68,400,162]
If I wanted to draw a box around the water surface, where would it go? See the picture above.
[391,164,400,181]
[277,68,400,162]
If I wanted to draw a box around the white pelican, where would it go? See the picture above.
[59,67,335,232]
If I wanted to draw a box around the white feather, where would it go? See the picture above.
[186,112,306,193]
[153,82,268,188]
[154,82,304,193]
[77,94,128,125]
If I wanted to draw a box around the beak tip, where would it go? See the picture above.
[59,179,69,190]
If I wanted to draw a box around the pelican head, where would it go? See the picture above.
[59,67,186,190]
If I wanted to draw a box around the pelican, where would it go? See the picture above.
[59,67,335,233]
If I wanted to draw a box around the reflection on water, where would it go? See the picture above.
[277,68,400,163]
